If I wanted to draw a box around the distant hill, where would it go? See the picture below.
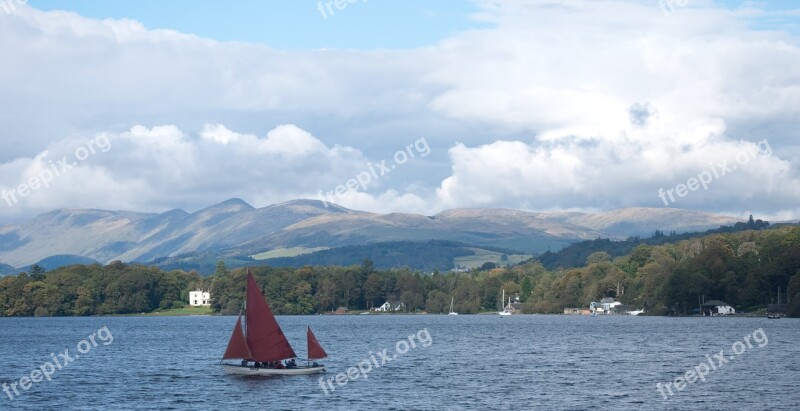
[260,240,522,271]
[19,255,100,272]
[0,198,740,269]
[537,217,773,269]
[146,253,256,275]
[0,262,16,276]
[146,241,525,274]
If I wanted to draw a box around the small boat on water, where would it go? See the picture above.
[498,289,512,316]
[221,270,327,376]
[448,297,459,316]
[766,287,787,319]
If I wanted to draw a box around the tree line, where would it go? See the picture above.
[538,215,771,270]
[1,226,798,317]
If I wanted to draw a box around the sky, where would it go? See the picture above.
[0,0,799,222]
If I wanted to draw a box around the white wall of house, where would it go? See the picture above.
[590,299,622,314]
[602,301,622,312]
[717,305,735,315]
[189,290,211,307]
[374,302,391,312]
[374,302,404,312]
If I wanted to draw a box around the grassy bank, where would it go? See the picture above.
[134,306,215,317]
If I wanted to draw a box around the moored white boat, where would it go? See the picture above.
[498,289,513,316]
[448,297,458,315]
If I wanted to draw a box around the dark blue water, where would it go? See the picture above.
[0,315,798,410]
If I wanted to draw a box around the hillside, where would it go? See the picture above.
[259,240,525,271]
[0,199,740,269]
[1,225,798,317]
[0,262,15,276]
[19,254,100,272]
[538,217,773,269]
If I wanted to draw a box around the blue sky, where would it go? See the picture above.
[27,1,800,48]
[2,0,800,221]
[28,0,490,49]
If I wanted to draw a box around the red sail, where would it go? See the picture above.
[245,271,297,362]
[307,326,328,360]
[222,314,252,360]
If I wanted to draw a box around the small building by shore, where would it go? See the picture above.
[563,308,591,315]
[189,290,210,307]
[701,300,735,316]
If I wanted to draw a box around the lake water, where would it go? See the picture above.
[0,315,798,410]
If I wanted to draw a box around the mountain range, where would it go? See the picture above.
[0,198,741,271]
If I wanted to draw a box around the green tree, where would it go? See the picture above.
[363,274,384,309]
[361,258,375,275]
[29,264,46,281]
[586,252,611,265]
[215,261,229,277]
[521,276,533,302]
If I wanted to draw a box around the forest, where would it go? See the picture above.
[260,240,519,270]
[1,225,798,317]
[537,215,771,269]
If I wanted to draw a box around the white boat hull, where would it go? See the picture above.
[498,311,512,316]
[222,364,325,376]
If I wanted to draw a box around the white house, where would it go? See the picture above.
[374,301,405,312]
[590,297,622,314]
[701,300,735,316]
[189,290,211,307]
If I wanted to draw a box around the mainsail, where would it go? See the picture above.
[307,326,328,360]
[222,271,297,362]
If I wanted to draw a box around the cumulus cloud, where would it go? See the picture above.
[1,0,800,221]
[434,133,799,219]
[426,0,800,219]
[0,124,384,217]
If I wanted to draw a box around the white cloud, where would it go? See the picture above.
[434,133,799,216]
[0,124,378,217]
[1,0,800,221]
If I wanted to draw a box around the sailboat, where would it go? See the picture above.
[498,289,512,316]
[221,270,327,376]
[767,286,785,319]
[448,297,458,315]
